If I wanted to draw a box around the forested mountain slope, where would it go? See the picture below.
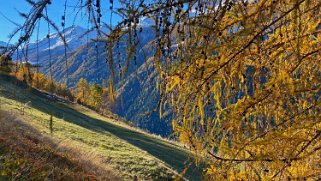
[11,25,172,136]
[115,58,172,136]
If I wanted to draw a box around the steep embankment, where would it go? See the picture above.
[0,74,204,180]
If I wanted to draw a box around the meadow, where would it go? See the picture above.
[0,74,203,180]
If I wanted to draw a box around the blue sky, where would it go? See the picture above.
[0,0,121,43]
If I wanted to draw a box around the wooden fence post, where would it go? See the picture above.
[49,115,53,134]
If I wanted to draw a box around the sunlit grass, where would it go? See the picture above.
[0,74,202,180]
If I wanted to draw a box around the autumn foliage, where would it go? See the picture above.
[15,65,73,100]
[159,0,321,179]
[5,0,321,179]
[75,78,112,114]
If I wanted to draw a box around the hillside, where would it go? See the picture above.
[0,111,120,180]
[11,25,172,137]
[21,25,155,87]
[0,74,204,180]
[115,58,173,137]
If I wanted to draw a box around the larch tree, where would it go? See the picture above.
[88,83,103,110]
[0,55,12,73]
[6,0,321,179]
[161,0,321,179]
[76,78,90,104]
[16,62,33,85]
[32,72,47,89]
[44,77,55,93]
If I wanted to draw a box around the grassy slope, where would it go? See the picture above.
[0,74,204,180]
[0,111,120,181]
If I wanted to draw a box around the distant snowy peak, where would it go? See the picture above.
[59,25,89,39]
[39,26,88,41]
[47,25,92,50]
[29,25,96,52]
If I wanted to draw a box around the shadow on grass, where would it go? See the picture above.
[0,74,205,181]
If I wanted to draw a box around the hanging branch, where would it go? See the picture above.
[45,7,54,97]
[5,1,321,179]
[7,0,48,55]
[62,0,69,86]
